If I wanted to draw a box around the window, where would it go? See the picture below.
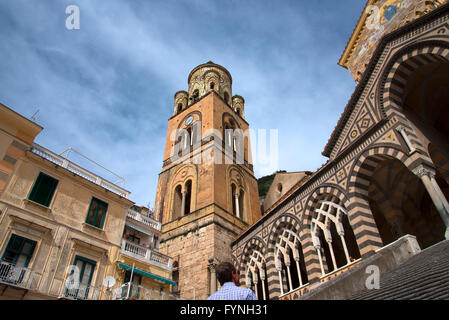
[66,255,96,300]
[1,234,37,285]
[224,92,229,104]
[28,172,58,207]
[85,197,108,229]
[277,183,283,193]
[184,180,192,215]
[192,89,199,103]
[128,234,140,245]
[122,270,142,299]
[1,234,36,267]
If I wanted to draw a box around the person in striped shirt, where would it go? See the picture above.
[207,261,257,300]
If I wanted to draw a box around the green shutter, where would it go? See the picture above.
[1,234,37,267]
[28,172,58,207]
[85,197,108,228]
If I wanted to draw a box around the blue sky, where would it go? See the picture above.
[0,0,365,208]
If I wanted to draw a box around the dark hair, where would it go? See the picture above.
[216,262,235,286]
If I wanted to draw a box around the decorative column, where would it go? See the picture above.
[246,272,252,289]
[275,258,284,296]
[292,249,303,287]
[396,125,416,153]
[260,268,266,300]
[336,222,350,265]
[181,190,187,217]
[324,229,338,270]
[208,258,219,295]
[284,254,293,292]
[312,234,325,276]
[294,257,303,287]
[234,193,240,219]
[413,165,449,239]
[252,271,259,299]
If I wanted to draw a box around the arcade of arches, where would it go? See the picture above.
[232,17,449,301]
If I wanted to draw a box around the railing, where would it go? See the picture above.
[0,261,35,289]
[61,282,100,300]
[31,143,131,199]
[319,259,361,283]
[120,239,172,271]
[127,208,161,231]
[279,283,311,300]
[111,282,178,300]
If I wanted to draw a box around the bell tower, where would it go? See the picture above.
[154,61,262,299]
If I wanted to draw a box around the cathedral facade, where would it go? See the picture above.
[227,0,449,300]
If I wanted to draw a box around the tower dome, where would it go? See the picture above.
[187,61,233,105]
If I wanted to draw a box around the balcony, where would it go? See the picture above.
[126,208,161,232]
[60,283,100,300]
[0,261,35,290]
[120,239,172,271]
[111,282,177,300]
[30,143,131,199]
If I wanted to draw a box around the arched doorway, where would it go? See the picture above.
[365,156,445,249]
[381,49,449,242]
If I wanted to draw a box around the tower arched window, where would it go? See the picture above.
[231,184,243,220]
[185,126,193,148]
[173,185,183,220]
[231,184,237,216]
[177,104,183,113]
[184,180,192,215]
[224,92,229,104]
[238,190,244,220]
[210,82,215,90]
[192,89,199,103]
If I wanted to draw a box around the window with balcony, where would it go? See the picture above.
[1,234,36,267]
[1,234,37,285]
[122,270,142,299]
[85,197,108,229]
[128,234,140,245]
[28,172,59,207]
[65,255,96,300]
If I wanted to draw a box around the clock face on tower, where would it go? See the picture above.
[185,116,193,126]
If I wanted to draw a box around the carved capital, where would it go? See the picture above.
[412,164,436,179]
[207,257,219,271]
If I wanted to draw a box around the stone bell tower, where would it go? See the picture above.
[154,61,262,299]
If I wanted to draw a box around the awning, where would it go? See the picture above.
[125,223,154,236]
[117,262,175,286]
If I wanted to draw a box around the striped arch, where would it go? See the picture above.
[346,144,426,256]
[379,41,449,119]
[349,142,449,251]
[302,185,351,281]
[267,214,302,251]
[303,185,351,228]
[239,237,267,286]
[264,214,301,298]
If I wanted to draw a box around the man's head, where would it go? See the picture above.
[216,262,240,286]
